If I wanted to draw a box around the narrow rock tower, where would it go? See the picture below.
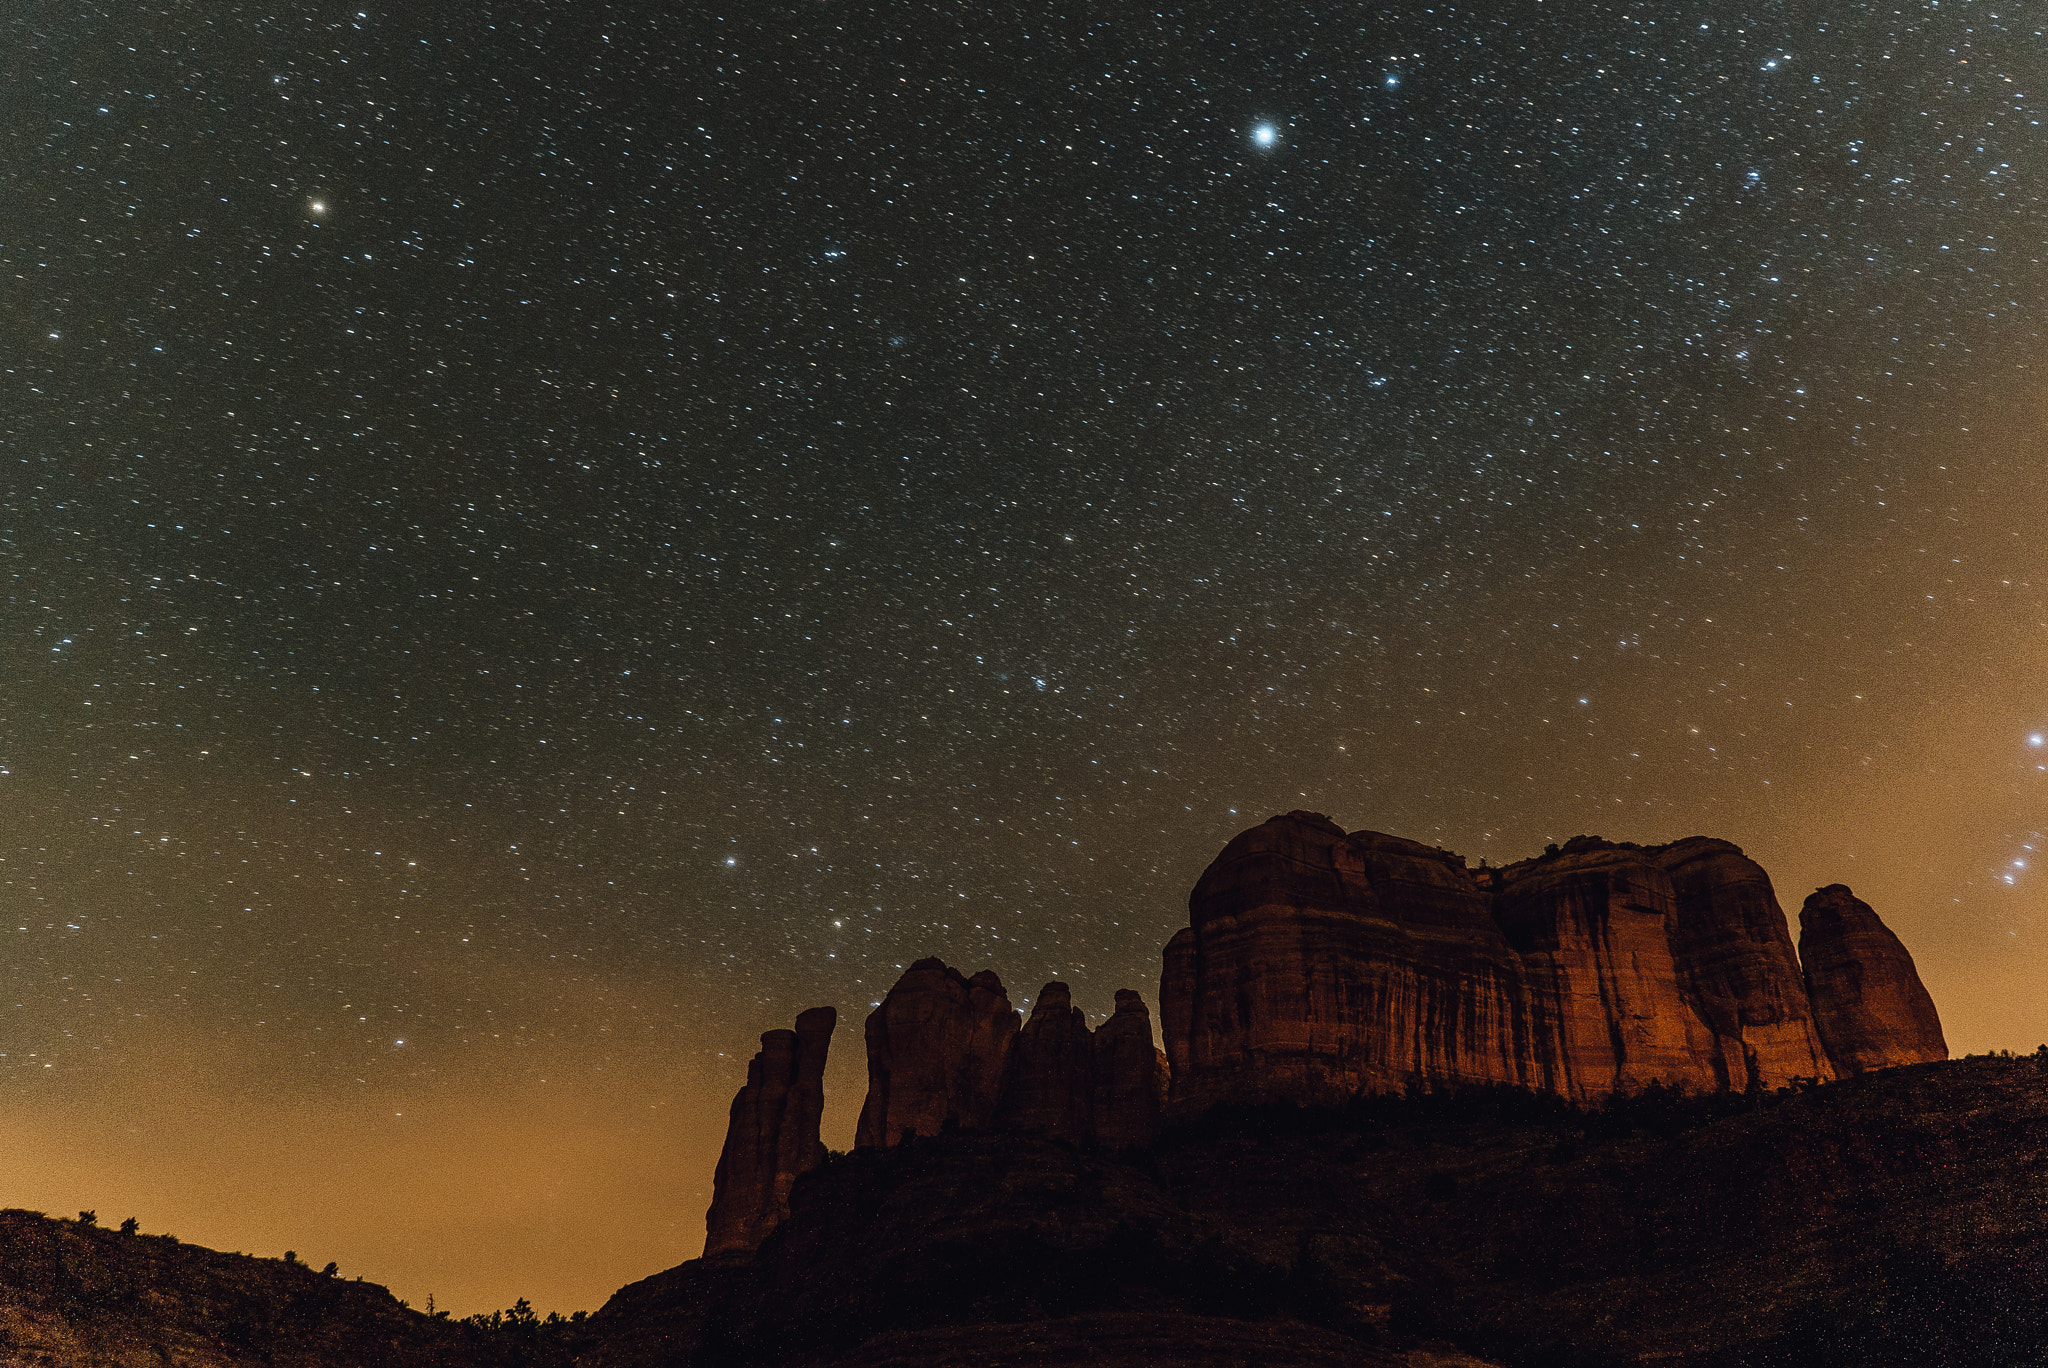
[703,1005,836,1256]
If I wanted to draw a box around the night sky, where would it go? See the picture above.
[8,0,2047,1318]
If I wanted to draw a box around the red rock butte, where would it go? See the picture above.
[1162,812,1946,1112]
[704,812,1946,1253]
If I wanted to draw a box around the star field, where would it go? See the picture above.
[6,0,2048,1317]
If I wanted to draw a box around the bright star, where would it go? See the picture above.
[2029,734,2044,747]
[310,201,326,214]
[1250,123,1278,149]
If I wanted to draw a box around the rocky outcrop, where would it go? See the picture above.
[1799,884,1949,1073]
[1163,813,1937,1113]
[704,1006,837,1256]
[996,982,1096,1141]
[851,965,1165,1151]
[855,960,1020,1148]
[1091,989,1166,1148]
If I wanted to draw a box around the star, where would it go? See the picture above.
[1250,123,1279,149]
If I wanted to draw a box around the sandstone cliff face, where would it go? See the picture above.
[1494,837,1725,1098]
[704,1006,837,1256]
[1163,813,1542,1109]
[1164,813,1933,1113]
[1799,884,1948,1073]
[855,960,1020,1147]
[1658,837,1837,1089]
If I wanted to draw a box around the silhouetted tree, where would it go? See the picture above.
[119,1217,138,1235]
[76,1210,96,1227]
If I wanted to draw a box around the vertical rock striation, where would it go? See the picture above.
[1799,883,1948,1073]
[1162,813,1942,1115]
[1494,837,1724,1098]
[709,822,1946,1229]
[1658,838,1836,1089]
[703,1005,836,1256]
[1163,813,1540,1108]
[855,959,1020,1148]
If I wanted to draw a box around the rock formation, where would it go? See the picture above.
[995,982,1096,1140]
[854,959,1020,1147]
[1162,812,1938,1113]
[850,966,1166,1151]
[1659,837,1838,1089]
[1495,836,1729,1097]
[605,1056,2048,1368]
[703,1006,836,1257]
[1799,883,1949,1073]
[1164,814,1542,1108]
[707,817,1944,1264]
[1091,989,1165,1148]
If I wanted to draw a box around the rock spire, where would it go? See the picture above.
[703,1005,836,1256]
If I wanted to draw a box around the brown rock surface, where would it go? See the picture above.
[704,1006,837,1256]
[856,959,1020,1147]
[996,982,1096,1141]
[1799,884,1948,1073]
[1658,837,1837,1089]
[1090,988,1164,1148]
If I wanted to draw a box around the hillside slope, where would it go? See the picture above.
[0,1211,574,1368]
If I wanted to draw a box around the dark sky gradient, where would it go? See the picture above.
[7,0,2047,1316]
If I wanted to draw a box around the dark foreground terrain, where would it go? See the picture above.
[0,1210,578,1368]
[6,1056,2045,1366]
[586,1055,2048,1368]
